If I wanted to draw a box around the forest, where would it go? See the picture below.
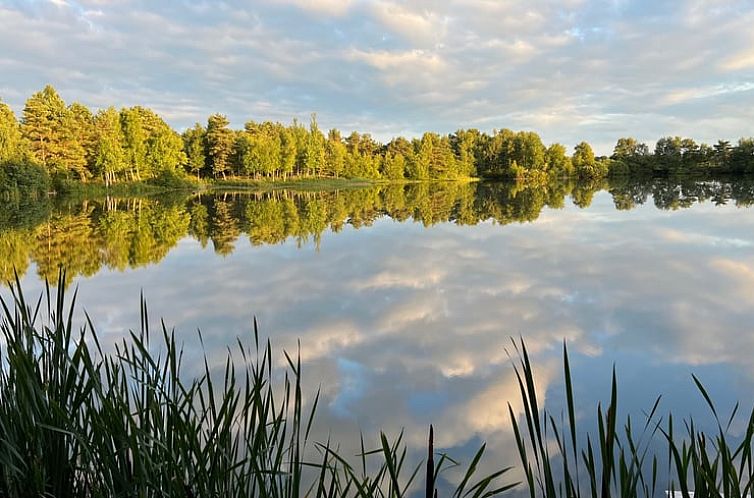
[3,177,753,285]
[2,85,754,197]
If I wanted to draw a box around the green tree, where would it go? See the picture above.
[572,141,607,178]
[22,85,65,171]
[731,138,754,173]
[279,126,297,179]
[146,125,186,175]
[206,114,234,178]
[305,114,325,176]
[451,129,479,177]
[68,102,95,178]
[0,101,23,163]
[92,107,125,185]
[512,131,546,174]
[21,85,88,179]
[121,107,149,180]
[381,152,406,180]
[713,140,732,169]
[182,123,206,179]
[325,129,346,178]
[408,135,431,180]
[545,143,572,177]
[243,121,282,178]
[612,137,649,159]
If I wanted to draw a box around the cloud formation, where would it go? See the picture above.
[1,1,753,150]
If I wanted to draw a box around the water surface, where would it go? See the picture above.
[2,178,754,489]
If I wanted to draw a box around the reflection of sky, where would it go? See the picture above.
[4,190,754,489]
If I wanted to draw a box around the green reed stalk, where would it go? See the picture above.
[0,272,510,498]
[509,337,754,498]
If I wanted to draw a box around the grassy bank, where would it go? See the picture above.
[1,274,751,497]
[207,176,386,192]
[207,176,479,192]
[1,173,482,200]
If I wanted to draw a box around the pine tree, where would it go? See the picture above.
[22,85,66,172]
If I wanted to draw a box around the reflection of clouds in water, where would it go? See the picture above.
[5,191,754,478]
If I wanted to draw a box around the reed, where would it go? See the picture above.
[509,338,754,498]
[4,272,752,498]
[0,272,511,498]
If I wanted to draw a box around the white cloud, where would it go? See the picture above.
[1,0,754,152]
[272,0,355,16]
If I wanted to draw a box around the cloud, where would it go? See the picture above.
[1,0,754,153]
[272,0,355,17]
[722,48,754,70]
[369,1,446,46]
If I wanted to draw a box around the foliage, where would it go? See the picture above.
[0,161,50,198]
[147,168,199,190]
[4,85,754,196]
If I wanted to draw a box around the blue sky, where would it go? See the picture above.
[1,0,753,153]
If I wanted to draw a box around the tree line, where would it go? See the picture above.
[4,177,754,284]
[2,85,754,195]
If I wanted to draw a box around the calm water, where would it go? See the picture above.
[3,178,754,488]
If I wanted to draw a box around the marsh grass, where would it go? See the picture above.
[508,338,754,498]
[0,272,512,498]
[4,272,754,498]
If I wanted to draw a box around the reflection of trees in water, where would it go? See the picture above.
[4,176,754,284]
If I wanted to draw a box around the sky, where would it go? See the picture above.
[1,0,753,154]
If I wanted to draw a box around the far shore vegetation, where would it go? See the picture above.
[2,85,754,198]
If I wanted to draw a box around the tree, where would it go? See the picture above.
[0,101,23,163]
[572,141,606,178]
[22,85,88,179]
[381,152,406,180]
[68,102,95,178]
[477,128,516,177]
[121,107,148,180]
[243,121,282,178]
[325,129,346,178]
[182,123,206,179]
[545,143,572,177]
[146,124,186,175]
[305,114,325,176]
[407,135,431,179]
[512,131,546,174]
[713,140,732,169]
[451,129,479,177]
[731,138,754,173]
[206,114,234,178]
[279,126,297,179]
[612,137,649,159]
[429,134,459,179]
[92,107,125,185]
[22,85,65,170]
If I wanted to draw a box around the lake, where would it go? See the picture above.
[2,177,754,491]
